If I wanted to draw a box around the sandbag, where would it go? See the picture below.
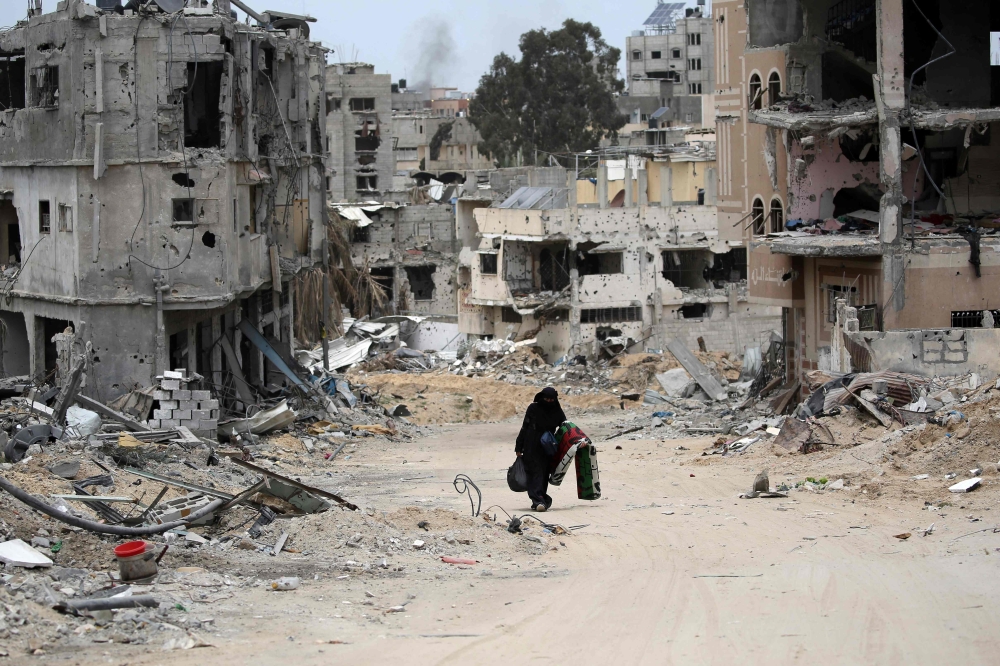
[507,457,527,493]
[574,441,601,500]
[66,405,102,437]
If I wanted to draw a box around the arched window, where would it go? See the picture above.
[769,199,784,233]
[768,72,781,106]
[751,198,765,235]
[749,74,762,110]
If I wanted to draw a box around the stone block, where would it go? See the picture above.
[191,390,212,401]
[153,409,174,420]
[180,419,201,429]
[146,419,160,429]
[153,390,172,401]
[179,400,199,411]
[199,399,220,410]
[193,410,212,421]
[173,410,192,421]
[199,419,218,431]
[158,400,178,410]
[173,390,192,401]
[160,419,180,428]
[160,380,181,391]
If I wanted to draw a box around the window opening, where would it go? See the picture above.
[58,203,72,232]
[751,197,765,235]
[30,66,58,107]
[769,199,784,233]
[404,265,436,301]
[581,307,642,323]
[0,51,26,110]
[184,61,223,148]
[767,71,781,105]
[349,98,375,111]
[38,200,50,234]
[651,51,662,59]
[172,198,194,223]
[749,73,762,110]
[501,307,522,323]
[480,253,498,275]
[356,175,378,191]
[680,304,708,319]
[577,251,624,276]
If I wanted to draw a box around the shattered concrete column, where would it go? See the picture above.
[704,168,718,205]
[659,165,673,206]
[598,165,609,209]
[637,169,648,206]
[876,0,906,325]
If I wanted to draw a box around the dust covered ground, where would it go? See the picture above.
[3,381,1000,664]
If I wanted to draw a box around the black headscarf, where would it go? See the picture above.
[516,388,567,454]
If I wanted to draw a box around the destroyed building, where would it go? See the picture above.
[325,62,394,203]
[0,0,328,401]
[716,0,1000,387]
[620,0,715,129]
[331,200,462,349]
[455,154,782,362]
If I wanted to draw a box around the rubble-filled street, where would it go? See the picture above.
[2,340,1000,663]
[4,0,1000,663]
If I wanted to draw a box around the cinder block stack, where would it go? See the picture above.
[146,369,219,432]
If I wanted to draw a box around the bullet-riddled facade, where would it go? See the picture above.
[457,154,782,362]
[0,0,327,401]
[720,0,1000,385]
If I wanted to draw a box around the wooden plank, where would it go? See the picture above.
[219,333,256,407]
[75,395,151,432]
[665,339,727,401]
[851,389,892,427]
[769,381,800,415]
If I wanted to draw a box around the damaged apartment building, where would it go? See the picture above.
[454,152,782,362]
[325,62,393,202]
[716,0,1000,388]
[0,0,329,405]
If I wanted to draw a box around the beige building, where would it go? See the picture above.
[456,156,781,362]
[717,0,1000,385]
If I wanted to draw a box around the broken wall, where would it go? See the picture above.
[853,327,1000,380]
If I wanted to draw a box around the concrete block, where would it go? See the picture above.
[191,390,212,401]
[153,390,172,400]
[180,419,201,429]
[173,410,193,420]
[160,380,181,391]
[173,390,192,401]
[153,409,174,420]
[199,399,220,410]
[146,419,161,429]
[193,410,212,421]
[200,419,218,431]
[179,400,199,411]
[158,400,178,410]
[160,419,180,428]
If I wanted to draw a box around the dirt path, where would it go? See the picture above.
[70,414,1000,665]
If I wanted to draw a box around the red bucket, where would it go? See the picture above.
[114,540,148,558]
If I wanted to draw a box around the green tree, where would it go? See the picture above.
[470,19,625,167]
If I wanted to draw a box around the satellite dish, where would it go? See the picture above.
[152,0,186,12]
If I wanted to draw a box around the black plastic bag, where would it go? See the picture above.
[507,457,527,493]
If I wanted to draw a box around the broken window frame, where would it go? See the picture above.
[767,71,781,106]
[749,73,762,110]
[580,307,642,324]
[769,199,784,234]
[38,200,50,234]
[577,250,624,277]
[0,51,26,110]
[751,198,765,236]
[825,285,858,324]
[29,65,58,108]
[501,307,522,324]
[57,203,72,232]
[349,97,376,112]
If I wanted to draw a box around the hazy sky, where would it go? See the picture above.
[0,0,706,91]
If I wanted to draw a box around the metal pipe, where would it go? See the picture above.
[0,475,226,536]
[60,596,159,613]
[229,0,269,24]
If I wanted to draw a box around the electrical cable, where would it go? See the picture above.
[0,474,226,536]
[452,474,481,517]
[2,234,45,305]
